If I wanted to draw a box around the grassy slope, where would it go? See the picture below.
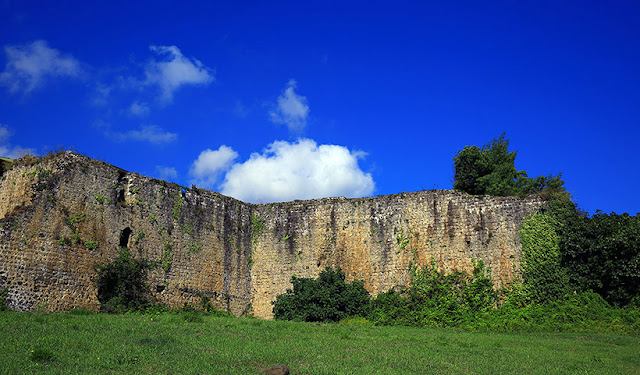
[1,311,638,374]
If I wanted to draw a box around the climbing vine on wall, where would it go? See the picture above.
[173,193,183,221]
[519,212,570,304]
[250,214,266,243]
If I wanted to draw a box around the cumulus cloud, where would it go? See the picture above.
[269,80,309,132]
[145,45,214,102]
[218,139,374,203]
[0,40,82,93]
[189,145,239,188]
[155,166,178,182]
[0,124,31,158]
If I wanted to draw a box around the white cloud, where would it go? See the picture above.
[129,101,150,116]
[0,40,82,93]
[269,79,309,132]
[189,145,238,188]
[219,139,374,203]
[145,45,214,102]
[0,124,32,158]
[155,166,178,182]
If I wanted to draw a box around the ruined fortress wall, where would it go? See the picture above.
[0,152,544,319]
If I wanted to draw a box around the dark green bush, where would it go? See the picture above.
[368,289,411,326]
[95,249,153,313]
[272,267,371,322]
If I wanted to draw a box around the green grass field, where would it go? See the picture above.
[1,311,638,374]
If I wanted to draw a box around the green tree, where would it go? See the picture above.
[537,195,640,307]
[95,249,153,313]
[578,212,640,306]
[272,267,371,322]
[453,133,564,196]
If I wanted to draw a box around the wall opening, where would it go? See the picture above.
[119,227,132,248]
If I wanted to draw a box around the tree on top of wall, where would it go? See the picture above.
[452,133,565,196]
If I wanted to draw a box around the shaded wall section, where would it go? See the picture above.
[0,152,544,318]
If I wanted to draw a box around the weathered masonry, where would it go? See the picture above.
[0,152,544,319]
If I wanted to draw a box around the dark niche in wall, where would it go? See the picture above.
[119,227,132,248]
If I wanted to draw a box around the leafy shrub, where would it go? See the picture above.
[367,259,639,333]
[368,289,411,326]
[272,267,371,322]
[95,249,153,313]
[369,260,497,328]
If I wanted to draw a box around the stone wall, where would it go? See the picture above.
[0,152,544,319]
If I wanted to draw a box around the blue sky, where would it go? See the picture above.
[1,1,638,214]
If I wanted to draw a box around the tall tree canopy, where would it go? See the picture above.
[543,197,640,307]
[453,133,564,196]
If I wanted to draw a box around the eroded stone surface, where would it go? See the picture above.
[0,152,544,318]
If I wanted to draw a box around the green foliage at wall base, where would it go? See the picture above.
[272,267,371,322]
[479,291,640,334]
[95,250,153,313]
[519,212,571,304]
[366,259,639,333]
[369,260,497,328]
